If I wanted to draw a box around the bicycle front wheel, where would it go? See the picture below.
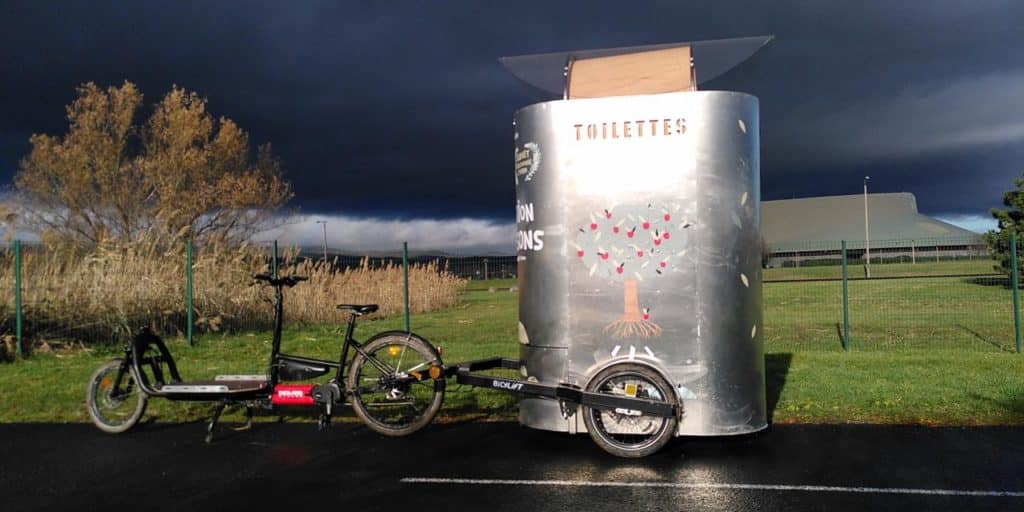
[348,333,444,436]
[86,360,147,434]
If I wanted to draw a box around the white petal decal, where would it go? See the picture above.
[740,273,749,287]
[589,264,597,276]
[738,119,747,133]
[740,191,748,206]
[751,324,757,339]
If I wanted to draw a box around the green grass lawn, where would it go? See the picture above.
[2,267,1023,427]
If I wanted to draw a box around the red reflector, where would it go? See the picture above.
[271,384,316,406]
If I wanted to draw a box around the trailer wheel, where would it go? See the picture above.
[583,364,677,458]
[348,334,444,437]
[86,360,147,434]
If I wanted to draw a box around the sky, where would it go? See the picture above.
[1,1,1021,253]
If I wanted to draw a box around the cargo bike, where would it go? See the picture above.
[86,272,682,457]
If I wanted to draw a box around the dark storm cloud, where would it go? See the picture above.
[1,0,1022,230]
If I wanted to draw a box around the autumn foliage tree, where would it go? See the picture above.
[15,81,292,247]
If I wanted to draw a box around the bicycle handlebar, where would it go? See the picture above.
[253,273,308,287]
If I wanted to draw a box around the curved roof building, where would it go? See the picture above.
[762,193,981,253]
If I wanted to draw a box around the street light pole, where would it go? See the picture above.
[315,220,328,264]
[863,176,871,279]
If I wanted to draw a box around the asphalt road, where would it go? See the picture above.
[2,419,1022,511]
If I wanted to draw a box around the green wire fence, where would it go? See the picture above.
[1,236,1021,359]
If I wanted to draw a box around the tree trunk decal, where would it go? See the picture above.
[604,278,662,338]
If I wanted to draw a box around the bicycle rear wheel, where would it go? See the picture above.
[348,333,444,436]
[86,360,147,434]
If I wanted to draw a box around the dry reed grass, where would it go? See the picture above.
[0,241,466,346]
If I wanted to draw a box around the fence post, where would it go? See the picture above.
[272,240,279,278]
[1012,232,1022,354]
[403,242,410,332]
[14,240,23,358]
[841,240,850,352]
[186,240,194,347]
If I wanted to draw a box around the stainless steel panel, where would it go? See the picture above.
[518,399,573,433]
[514,91,765,436]
[519,345,567,382]
[516,346,573,433]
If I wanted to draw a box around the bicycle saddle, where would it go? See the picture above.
[336,304,379,315]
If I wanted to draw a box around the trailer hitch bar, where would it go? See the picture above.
[415,357,679,418]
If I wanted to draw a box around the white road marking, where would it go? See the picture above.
[400,478,1024,497]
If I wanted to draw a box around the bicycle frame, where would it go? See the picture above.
[271,312,399,393]
[118,276,410,410]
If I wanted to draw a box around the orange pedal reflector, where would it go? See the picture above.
[429,365,442,380]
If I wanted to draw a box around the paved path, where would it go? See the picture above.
[2,420,1022,511]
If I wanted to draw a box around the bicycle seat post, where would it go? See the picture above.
[344,311,359,342]
[269,281,285,384]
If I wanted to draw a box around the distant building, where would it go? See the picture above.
[762,193,984,266]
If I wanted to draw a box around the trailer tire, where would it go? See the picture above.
[583,363,677,458]
[86,360,147,434]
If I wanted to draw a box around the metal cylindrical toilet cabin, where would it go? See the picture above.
[509,39,770,437]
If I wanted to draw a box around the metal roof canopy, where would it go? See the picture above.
[761,193,983,253]
[499,35,773,98]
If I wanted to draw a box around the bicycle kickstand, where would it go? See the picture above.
[205,401,228,444]
[231,406,254,432]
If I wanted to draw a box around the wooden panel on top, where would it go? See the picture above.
[567,46,693,99]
